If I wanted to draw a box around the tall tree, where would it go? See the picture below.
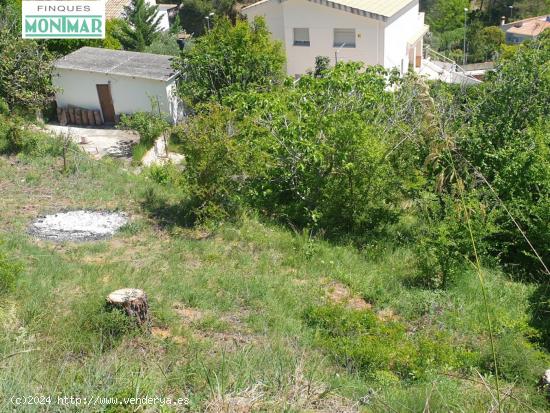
[116,0,161,51]
[426,0,470,33]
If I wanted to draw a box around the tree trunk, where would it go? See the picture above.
[106,288,150,329]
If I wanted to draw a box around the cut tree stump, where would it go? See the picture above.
[106,288,150,328]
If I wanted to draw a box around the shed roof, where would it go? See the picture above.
[242,0,415,19]
[506,16,550,37]
[54,47,178,81]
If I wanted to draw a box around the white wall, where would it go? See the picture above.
[384,1,423,72]
[52,68,177,122]
[245,0,384,75]
[156,10,171,31]
[244,0,425,76]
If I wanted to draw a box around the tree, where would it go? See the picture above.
[468,25,505,63]
[459,32,550,276]
[178,0,237,37]
[174,16,285,105]
[426,0,469,33]
[42,20,125,56]
[0,29,55,112]
[116,0,162,51]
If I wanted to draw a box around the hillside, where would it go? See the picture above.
[0,131,548,411]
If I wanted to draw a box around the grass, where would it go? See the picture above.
[0,149,549,412]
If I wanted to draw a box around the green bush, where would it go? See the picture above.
[0,116,63,157]
[480,332,549,384]
[74,299,138,351]
[304,304,474,380]
[147,163,184,186]
[118,111,169,148]
[176,64,406,235]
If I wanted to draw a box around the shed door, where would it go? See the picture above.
[96,84,115,124]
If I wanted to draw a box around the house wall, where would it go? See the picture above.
[156,10,171,31]
[52,68,177,122]
[244,0,383,75]
[384,1,422,71]
[243,0,424,76]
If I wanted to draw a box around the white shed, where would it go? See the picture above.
[52,47,181,124]
[242,0,428,76]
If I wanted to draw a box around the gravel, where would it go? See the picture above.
[29,210,128,242]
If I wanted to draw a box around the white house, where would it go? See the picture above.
[106,0,179,31]
[242,0,428,76]
[52,47,181,123]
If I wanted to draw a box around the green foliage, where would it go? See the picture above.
[171,104,253,222]
[42,19,124,55]
[426,0,469,33]
[480,331,548,384]
[468,24,505,63]
[178,0,236,37]
[460,32,550,276]
[0,115,64,156]
[147,163,184,186]
[143,31,181,56]
[0,244,21,295]
[0,97,8,115]
[74,299,138,351]
[118,111,169,148]
[116,0,162,51]
[313,56,331,77]
[174,17,285,105]
[0,30,55,112]
[176,64,407,234]
[304,304,475,380]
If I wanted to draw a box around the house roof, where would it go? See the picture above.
[105,0,128,19]
[105,0,177,19]
[242,0,415,19]
[505,15,550,37]
[54,47,178,82]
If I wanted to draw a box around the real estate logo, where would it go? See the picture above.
[22,1,105,39]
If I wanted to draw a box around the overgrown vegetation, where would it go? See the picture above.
[0,7,549,412]
[118,110,169,162]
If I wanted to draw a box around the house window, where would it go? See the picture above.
[293,28,310,46]
[333,28,356,48]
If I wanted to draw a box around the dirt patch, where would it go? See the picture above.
[376,308,400,322]
[151,327,186,344]
[28,210,128,242]
[173,303,205,323]
[325,281,372,311]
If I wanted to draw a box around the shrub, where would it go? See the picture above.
[304,304,473,380]
[174,16,285,105]
[118,111,169,148]
[74,299,138,351]
[177,64,406,236]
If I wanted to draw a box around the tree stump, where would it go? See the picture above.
[106,288,150,328]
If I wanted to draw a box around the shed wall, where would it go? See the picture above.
[52,68,176,121]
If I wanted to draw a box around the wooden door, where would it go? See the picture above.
[96,84,115,124]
